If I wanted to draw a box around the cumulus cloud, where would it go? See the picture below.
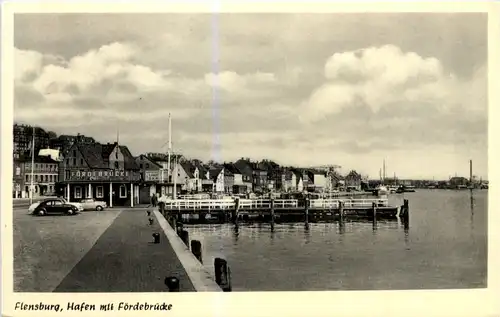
[300,45,485,124]
[13,14,488,179]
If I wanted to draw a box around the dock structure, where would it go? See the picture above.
[160,198,400,224]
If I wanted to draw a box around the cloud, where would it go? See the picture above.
[13,14,488,179]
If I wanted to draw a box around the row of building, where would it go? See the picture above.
[13,126,365,206]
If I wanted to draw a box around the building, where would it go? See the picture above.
[258,160,282,191]
[13,159,23,198]
[145,153,183,198]
[209,167,225,193]
[233,158,253,191]
[345,170,362,190]
[38,148,63,162]
[449,176,469,188]
[50,133,96,155]
[308,169,328,192]
[224,163,248,194]
[135,154,163,204]
[290,169,304,192]
[19,156,59,198]
[57,142,141,207]
[13,124,52,159]
[180,161,202,193]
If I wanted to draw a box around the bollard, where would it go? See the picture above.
[339,201,344,225]
[152,232,160,244]
[191,240,203,264]
[372,202,377,222]
[147,210,151,217]
[304,197,309,224]
[165,276,180,292]
[148,217,154,225]
[214,258,232,292]
[270,198,275,231]
[180,230,189,248]
[403,199,409,228]
[159,202,165,215]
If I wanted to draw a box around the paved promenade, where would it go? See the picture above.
[54,209,195,292]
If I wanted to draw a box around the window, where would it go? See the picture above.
[53,200,63,206]
[74,186,82,199]
[145,163,150,169]
[73,150,76,157]
[96,186,104,198]
[99,171,102,176]
[25,175,29,182]
[119,185,127,198]
[80,158,84,165]
[73,158,76,165]
[55,175,58,182]
[140,163,143,169]
[114,161,119,169]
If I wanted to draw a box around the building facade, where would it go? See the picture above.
[57,142,141,207]
[13,124,51,159]
[345,170,362,190]
[19,156,59,198]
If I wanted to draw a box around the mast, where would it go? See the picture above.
[167,113,172,182]
[383,159,386,183]
[173,154,177,199]
[30,126,35,205]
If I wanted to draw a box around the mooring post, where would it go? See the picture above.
[165,276,180,292]
[270,197,275,231]
[214,258,232,292]
[372,202,377,222]
[339,200,345,225]
[159,202,165,216]
[234,197,240,228]
[191,240,203,264]
[180,230,189,248]
[148,217,154,225]
[304,197,309,224]
[152,232,160,244]
[403,199,409,228]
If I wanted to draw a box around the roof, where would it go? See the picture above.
[223,163,241,175]
[345,170,361,178]
[20,156,59,164]
[70,142,139,170]
[234,159,253,177]
[209,167,224,181]
[135,155,163,169]
[180,161,195,178]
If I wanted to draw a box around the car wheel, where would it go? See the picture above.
[37,209,46,216]
[67,209,74,215]
[96,206,103,211]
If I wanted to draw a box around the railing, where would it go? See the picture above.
[162,198,388,210]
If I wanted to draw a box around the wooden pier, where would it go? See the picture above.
[159,198,402,224]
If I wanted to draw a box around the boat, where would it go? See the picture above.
[388,185,398,193]
[396,185,416,193]
[374,185,389,196]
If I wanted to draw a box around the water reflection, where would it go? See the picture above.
[304,224,311,244]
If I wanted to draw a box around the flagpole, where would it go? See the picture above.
[30,126,35,205]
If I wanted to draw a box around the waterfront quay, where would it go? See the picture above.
[13,204,220,292]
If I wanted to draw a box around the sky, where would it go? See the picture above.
[13,13,487,180]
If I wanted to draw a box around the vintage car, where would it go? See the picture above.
[79,198,107,211]
[29,199,82,216]
[28,197,83,214]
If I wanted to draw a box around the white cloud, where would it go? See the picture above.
[301,45,483,123]
[14,48,44,82]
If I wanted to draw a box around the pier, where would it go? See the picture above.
[159,198,401,224]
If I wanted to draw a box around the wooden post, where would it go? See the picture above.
[191,240,203,264]
[148,217,154,225]
[180,230,189,248]
[234,197,240,228]
[171,217,177,232]
[270,198,275,231]
[339,200,344,225]
[165,276,180,292]
[304,197,309,224]
[403,199,409,229]
[214,258,232,292]
[372,202,377,222]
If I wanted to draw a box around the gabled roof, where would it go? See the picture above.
[180,161,196,178]
[135,154,163,169]
[209,167,224,181]
[20,155,59,164]
[345,170,361,178]
[234,159,253,177]
[223,163,241,175]
[69,142,139,170]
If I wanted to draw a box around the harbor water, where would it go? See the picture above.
[186,189,487,291]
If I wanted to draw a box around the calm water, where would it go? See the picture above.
[186,190,487,291]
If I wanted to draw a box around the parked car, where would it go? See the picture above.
[79,198,107,211]
[28,197,83,214]
[29,199,82,216]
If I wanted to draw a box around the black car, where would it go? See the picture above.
[32,199,81,216]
